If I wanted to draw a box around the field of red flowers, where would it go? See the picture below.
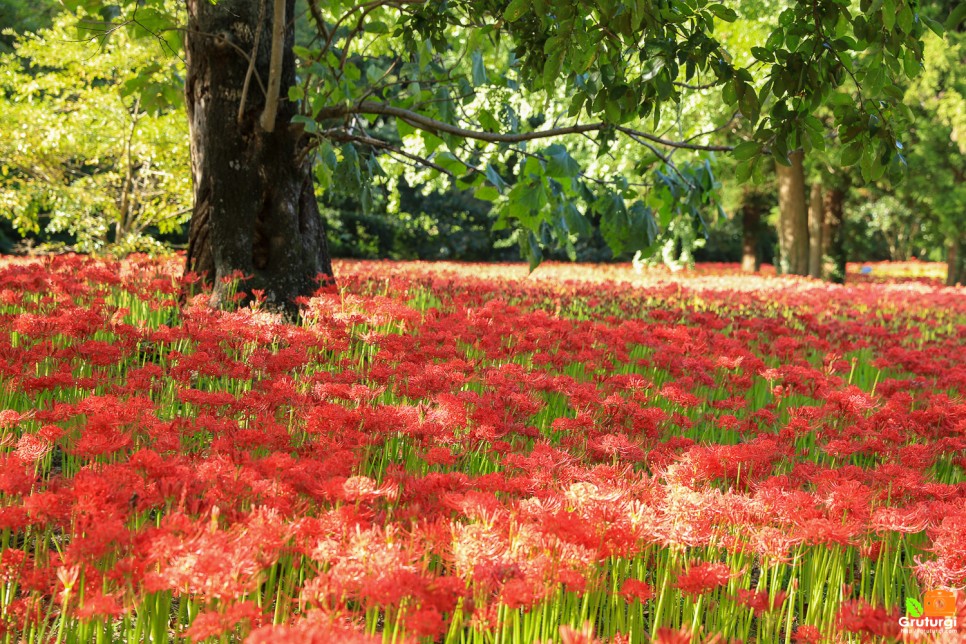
[0,255,963,643]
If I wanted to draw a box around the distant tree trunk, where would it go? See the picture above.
[183,0,333,311]
[948,234,965,286]
[776,149,809,275]
[740,187,764,273]
[824,186,847,284]
[808,182,824,278]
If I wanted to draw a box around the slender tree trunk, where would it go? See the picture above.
[740,187,763,273]
[821,199,832,258]
[184,0,332,310]
[808,182,824,278]
[776,149,809,275]
[116,97,141,244]
[823,186,847,284]
[948,234,965,286]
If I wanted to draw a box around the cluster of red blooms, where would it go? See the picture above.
[0,254,963,642]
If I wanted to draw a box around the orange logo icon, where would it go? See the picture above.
[923,589,957,618]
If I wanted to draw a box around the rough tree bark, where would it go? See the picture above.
[776,149,809,275]
[184,0,333,310]
[808,182,824,279]
[740,187,765,273]
[823,186,847,284]
[948,234,965,286]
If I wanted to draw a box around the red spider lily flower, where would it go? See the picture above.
[56,564,81,602]
[619,578,654,603]
[548,567,586,593]
[917,504,966,587]
[420,574,468,614]
[74,590,126,621]
[733,588,788,616]
[0,549,29,584]
[747,526,802,564]
[0,409,24,429]
[500,577,544,610]
[405,606,446,639]
[15,433,51,463]
[673,562,734,598]
[792,624,822,643]
[836,598,900,638]
[556,622,602,644]
[424,446,458,466]
[184,601,266,642]
[0,455,36,496]
[652,627,696,644]
[340,476,399,503]
[246,617,381,643]
[0,507,28,532]
[144,508,291,602]
[587,433,646,463]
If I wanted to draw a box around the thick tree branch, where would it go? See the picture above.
[259,0,286,132]
[316,101,733,152]
[305,0,329,42]
[330,132,455,175]
[239,0,267,124]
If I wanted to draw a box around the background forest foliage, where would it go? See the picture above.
[0,0,963,268]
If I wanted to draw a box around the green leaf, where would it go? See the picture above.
[524,231,543,271]
[738,85,760,123]
[343,62,361,82]
[841,142,863,166]
[474,185,500,201]
[561,203,591,237]
[478,109,501,132]
[396,119,415,139]
[945,3,966,30]
[735,159,756,183]
[732,141,761,161]
[882,0,896,31]
[897,4,912,33]
[598,193,629,256]
[333,143,362,193]
[572,43,597,72]
[363,20,389,33]
[827,92,852,107]
[288,85,305,102]
[543,47,565,89]
[366,63,389,84]
[471,50,487,86]
[750,47,774,63]
[902,49,920,77]
[62,0,102,11]
[291,114,318,134]
[504,0,530,22]
[434,152,466,176]
[544,144,580,178]
[510,180,547,215]
[921,14,944,35]
[707,4,738,22]
[485,164,508,192]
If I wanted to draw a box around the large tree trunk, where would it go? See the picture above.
[808,182,824,279]
[740,187,764,273]
[776,149,809,275]
[823,186,847,284]
[184,0,333,310]
[948,234,965,286]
